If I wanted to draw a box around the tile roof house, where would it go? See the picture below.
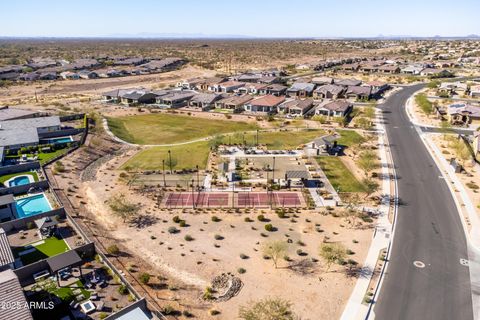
[214,95,253,112]
[286,82,316,98]
[335,78,362,87]
[214,81,245,93]
[345,86,372,100]
[236,83,268,95]
[313,84,346,99]
[258,84,287,96]
[188,93,224,111]
[311,76,334,85]
[156,92,195,108]
[278,99,314,117]
[447,103,480,125]
[244,95,286,114]
[314,100,353,117]
[0,269,33,320]
[0,228,14,270]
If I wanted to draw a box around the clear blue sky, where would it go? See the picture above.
[1,0,478,38]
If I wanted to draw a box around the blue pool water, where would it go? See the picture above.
[41,136,73,144]
[15,194,53,218]
[8,176,31,187]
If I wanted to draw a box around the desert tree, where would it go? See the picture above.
[107,193,140,222]
[262,240,288,269]
[319,242,347,272]
[238,297,298,320]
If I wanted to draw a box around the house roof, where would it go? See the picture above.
[159,92,195,102]
[34,216,58,229]
[0,116,60,131]
[285,171,309,179]
[314,84,345,95]
[317,100,353,112]
[335,79,362,87]
[447,104,480,117]
[216,94,253,106]
[190,93,222,104]
[288,82,315,92]
[47,250,82,273]
[219,81,245,88]
[347,86,372,96]
[280,99,314,111]
[311,76,334,85]
[248,95,285,107]
[266,84,287,91]
[0,269,33,320]
[0,194,15,206]
[0,228,14,268]
[0,107,39,121]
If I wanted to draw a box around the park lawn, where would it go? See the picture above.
[316,156,367,193]
[123,141,210,171]
[219,129,326,149]
[13,236,70,265]
[107,113,258,145]
[336,130,366,147]
[0,171,39,184]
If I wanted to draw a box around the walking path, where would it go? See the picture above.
[340,108,396,320]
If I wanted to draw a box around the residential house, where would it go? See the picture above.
[0,269,33,319]
[311,76,334,85]
[401,65,425,75]
[236,83,268,95]
[0,116,61,152]
[78,70,99,79]
[314,100,353,118]
[447,103,480,125]
[38,72,57,80]
[59,71,80,80]
[278,99,314,117]
[188,93,224,111]
[313,84,346,99]
[341,63,360,71]
[0,107,40,121]
[258,84,287,96]
[214,95,253,112]
[368,81,390,96]
[244,95,285,114]
[0,72,20,81]
[0,195,16,222]
[420,68,453,78]
[345,86,372,100]
[335,78,362,87]
[156,92,195,108]
[177,78,204,90]
[119,90,157,106]
[286,82,316,98]
[215,81,245,93]
[438,82,468,97]
[377,64,401,74]
[470,85,480,98]
[18,72,39,81]
[198,77,226,91]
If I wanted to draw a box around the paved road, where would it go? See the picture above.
[374,84,474,320]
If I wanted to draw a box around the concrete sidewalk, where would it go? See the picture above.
[340,108,395,320]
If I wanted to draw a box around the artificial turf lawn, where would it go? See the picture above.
[0,171,39,184]
[13,236,69,265]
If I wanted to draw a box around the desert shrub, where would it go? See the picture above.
[107,244,119,255]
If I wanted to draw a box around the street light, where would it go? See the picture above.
[191,179,195,209]
[168,150,173,174]
[162,159,166,187]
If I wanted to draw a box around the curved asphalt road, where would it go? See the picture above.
[374,85,473,320]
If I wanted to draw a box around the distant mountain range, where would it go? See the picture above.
[0,33,478,40]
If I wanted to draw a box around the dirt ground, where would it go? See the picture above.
[430,134,480,217]
[47,131,375,319]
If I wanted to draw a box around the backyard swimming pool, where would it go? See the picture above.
[15,193,53,218]
[41,136,73,144]
[6,175,33,187]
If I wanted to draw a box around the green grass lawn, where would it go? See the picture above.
[336,130,366,147]
[123,141,210,171]
[5,148,70,166]
[316,156,367,193]
[0,171,39,184]
[32,279,90,303]
[13,236,70,265]
[107,113,258,145]
[218,129,326,149]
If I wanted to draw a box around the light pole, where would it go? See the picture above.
[256,129,259,146]
[196,165,200,190]
[162,159,166,187]
[191,179,195,209]
[168,150,173,174]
